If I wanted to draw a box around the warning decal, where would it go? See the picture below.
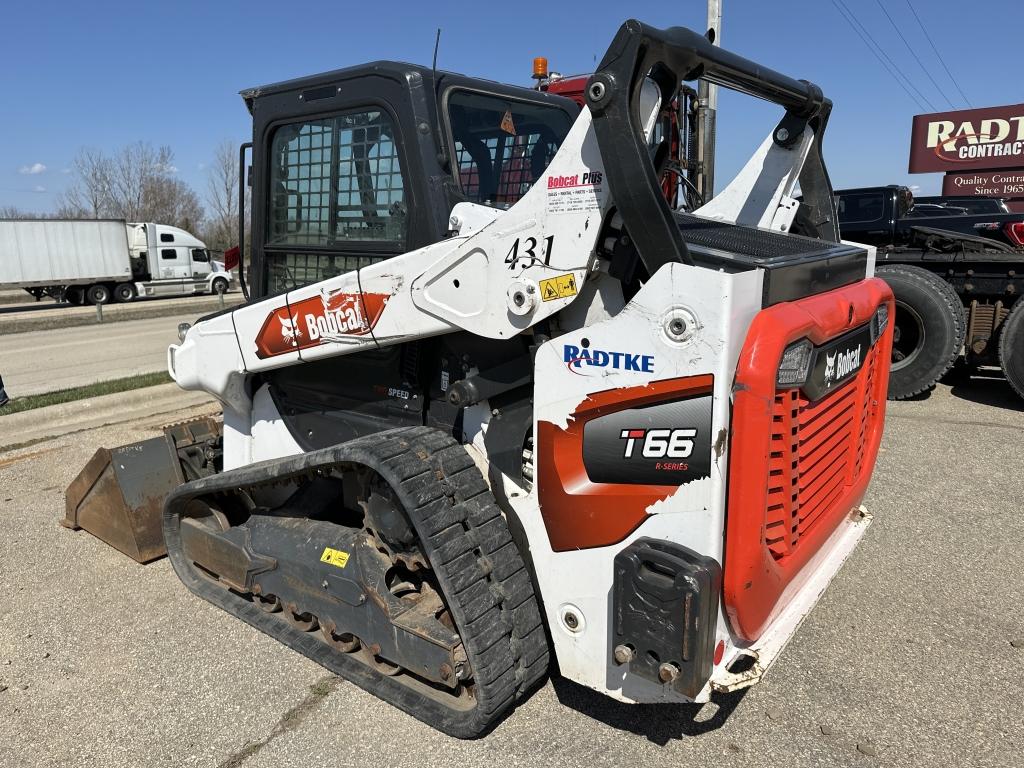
[320,547,350,569]
[540,273,578,302]
[501,109,516,135]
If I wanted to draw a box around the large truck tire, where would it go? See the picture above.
[876,264,966,400]
[65,286,85,306]
[211,276,229,294]
[86,283,112,306]
[998,299,1024,400]
[113,282,137,303]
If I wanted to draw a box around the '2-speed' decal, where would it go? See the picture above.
[254,289,390,358]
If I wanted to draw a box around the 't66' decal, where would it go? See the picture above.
[619,428,697,459]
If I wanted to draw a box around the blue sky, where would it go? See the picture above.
[1,0,1016,212]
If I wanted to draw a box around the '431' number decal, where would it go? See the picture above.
[505,235,555,270]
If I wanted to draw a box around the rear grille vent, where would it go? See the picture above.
[764,342,882,561]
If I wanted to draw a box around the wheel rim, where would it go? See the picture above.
[891,299,926,372]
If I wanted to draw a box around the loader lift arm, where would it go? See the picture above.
[587,20,839,281]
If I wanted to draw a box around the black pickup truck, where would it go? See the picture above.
[834,185,1024,400]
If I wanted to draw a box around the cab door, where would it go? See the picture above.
[249,69,442,300]
[188,248,213,292]
[190,248,212,277]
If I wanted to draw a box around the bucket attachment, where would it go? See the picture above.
[63,417,222,563]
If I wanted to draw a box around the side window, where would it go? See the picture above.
[448,90,573,207]
[160,233,175,243]
[161,248,178,260]
[191,248,209,263]
[268,111,406,248]
[335,113,405,241]
[837,193,884,224]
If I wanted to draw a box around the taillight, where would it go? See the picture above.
[1005,221,1024,247]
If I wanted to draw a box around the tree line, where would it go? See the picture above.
[1,140,247,254]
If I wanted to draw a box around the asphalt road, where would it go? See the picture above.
[0,290,239,315]
[0,315,193,397]
[0,377,1022,767]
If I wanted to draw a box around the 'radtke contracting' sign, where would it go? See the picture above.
[909,103,1024,174]
[942,170,1024,198]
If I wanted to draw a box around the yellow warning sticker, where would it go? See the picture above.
[539,273,578,302]
[320,547,350,569]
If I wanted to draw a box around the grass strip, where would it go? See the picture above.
[1,371,173,415]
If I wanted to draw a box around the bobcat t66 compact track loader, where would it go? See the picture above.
[65,21,894,737]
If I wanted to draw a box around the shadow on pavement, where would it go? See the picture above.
[948,369,1024,412]
[551,675,748,746]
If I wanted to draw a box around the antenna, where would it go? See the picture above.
[431,28,449,170]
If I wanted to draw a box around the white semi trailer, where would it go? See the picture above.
[0,219,234,305]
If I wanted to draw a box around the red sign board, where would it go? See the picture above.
[909,103,1024,174]
[942,168,1024,198]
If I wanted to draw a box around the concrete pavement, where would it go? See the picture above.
[0,380,1021,767]
[0,316,198,397]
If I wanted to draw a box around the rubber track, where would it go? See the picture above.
[163,426,549,738]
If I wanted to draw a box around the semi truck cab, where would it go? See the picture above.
[126,223,231,298]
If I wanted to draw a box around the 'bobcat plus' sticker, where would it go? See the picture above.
[546,170,604,214]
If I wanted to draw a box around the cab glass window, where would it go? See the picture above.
[191,248,209,262]
[268,111,407,248]
[836,192,884,224]
[447,90,572,207]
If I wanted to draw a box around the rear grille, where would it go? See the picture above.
[764,341,883,561]
[724,277,893,643]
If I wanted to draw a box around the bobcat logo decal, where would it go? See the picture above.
[824,351,837,385]
[254,291,391,359]
[823,345,862,389]
[279,315,302,344]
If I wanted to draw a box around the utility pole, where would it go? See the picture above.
[695,0,722,202]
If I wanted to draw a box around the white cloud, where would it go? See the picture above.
[197,162,206,171]
[19,162,47,175]
[157,163,179,174]
[32,185,46,193]
[60,167,72,175]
